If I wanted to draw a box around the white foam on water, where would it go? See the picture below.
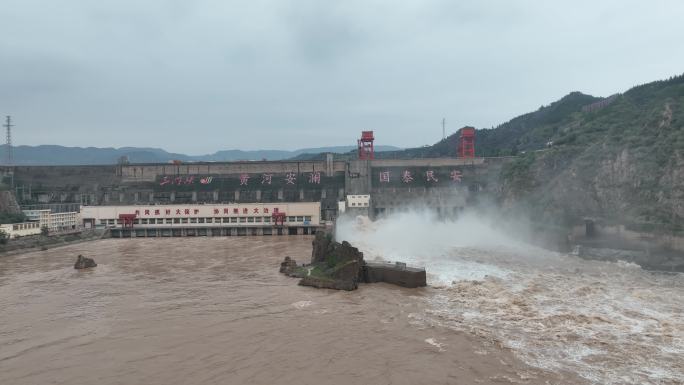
[336,211,684,385]
[424,338,446,352]
[291,301,313,309]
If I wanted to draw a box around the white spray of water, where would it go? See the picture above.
[336,210,549,284]
[335,210,684,385]
[337,209,532,255]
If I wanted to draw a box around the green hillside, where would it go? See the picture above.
[411,91,601,158]
[475,91,602,156]
[499,73,684,233]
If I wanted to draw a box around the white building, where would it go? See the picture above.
[22,209,80,233]
[344,194,371,217]
[49,212,80,232]
[80,202,321,228]
[346,195,370,208]
[0,222,42,238]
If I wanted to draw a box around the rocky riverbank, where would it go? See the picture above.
[0,230,109,257]
[571,241,684,272]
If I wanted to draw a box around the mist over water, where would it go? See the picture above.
[336,210,546,283]
[336,210,684,385]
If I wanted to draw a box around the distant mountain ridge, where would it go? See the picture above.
[0,145,402,166]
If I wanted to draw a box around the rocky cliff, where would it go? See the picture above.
[500,76,684,238]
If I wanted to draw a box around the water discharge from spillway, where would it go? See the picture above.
[336,210,684,384]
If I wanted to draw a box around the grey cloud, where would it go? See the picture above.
[1,0,683,154]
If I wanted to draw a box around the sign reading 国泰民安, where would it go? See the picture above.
[371,168,465,188]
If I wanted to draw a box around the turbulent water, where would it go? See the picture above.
[336,213,684,385]
[0,236,582,385]
[2,216,682,385]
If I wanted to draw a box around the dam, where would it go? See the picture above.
[0,130,520,243]
[2,155,511,223]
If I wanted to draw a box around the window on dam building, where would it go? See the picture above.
[96,215,313,227]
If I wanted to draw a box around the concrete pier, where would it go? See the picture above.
[363,262,427,288]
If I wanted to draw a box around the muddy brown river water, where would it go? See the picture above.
[338,214,684,385]
[0,237,584,385]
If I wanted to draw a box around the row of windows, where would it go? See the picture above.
[11,223,40,231]
[349,202,369,207]
[102,216,312,225]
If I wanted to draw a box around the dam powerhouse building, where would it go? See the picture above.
[81,202,321,237]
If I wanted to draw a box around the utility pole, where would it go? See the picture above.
[4,115,14,188]
[442,118,446,140]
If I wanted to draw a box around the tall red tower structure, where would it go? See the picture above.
[457,127,475,158]
[358,131,375,160]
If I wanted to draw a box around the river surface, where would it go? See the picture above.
[337,213,684,385]
[3,228,683,385]
[1,237,581,385]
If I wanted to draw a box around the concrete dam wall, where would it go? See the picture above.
[3,157,512,220]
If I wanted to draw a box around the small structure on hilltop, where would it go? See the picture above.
[279,232,426,290]
[74,255,97,269]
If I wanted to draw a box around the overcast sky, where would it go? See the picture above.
[1,0,683,154]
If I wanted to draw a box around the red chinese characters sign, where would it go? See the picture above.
[158,172,326,187]
[160,176,213,186]
[375,169,464,186]
[134,206,283,217]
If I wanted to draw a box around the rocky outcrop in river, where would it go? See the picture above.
[280,232,427,290]
[279,232,366,291]
[279,256,305,277]
[74,255,97,269]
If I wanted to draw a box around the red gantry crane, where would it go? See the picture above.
[358,131,375,160]
[457,127,475,158]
